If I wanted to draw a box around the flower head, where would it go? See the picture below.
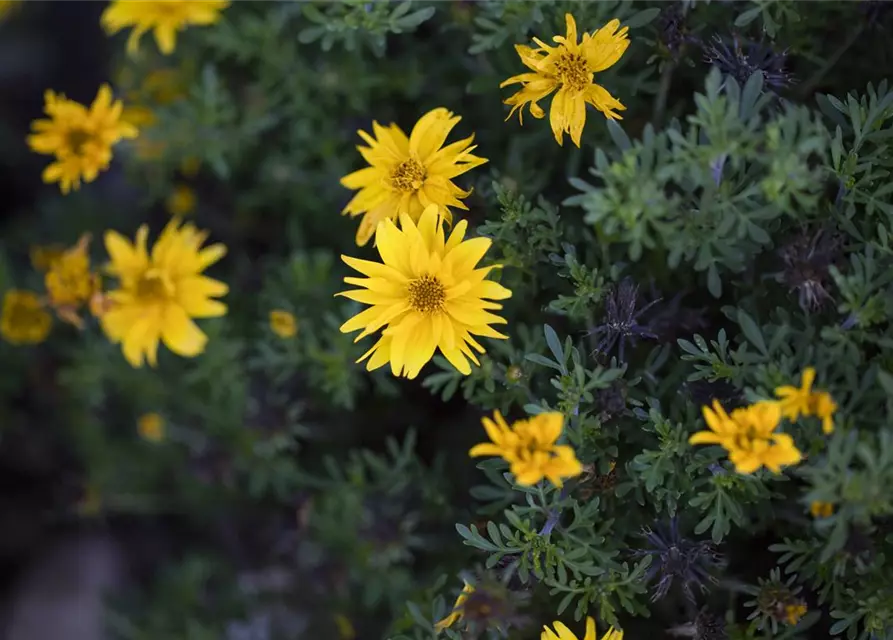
[774,367,838,433]
[270,309,298,339]
[101,0,230,55]
[470,411,582,487]
[1,290,52,345]
[501,14,630,147]
[435,578,526,635]
[340,108,487,246]
[337,204,511,378]
[100,218,228,367]
[777,228,843,312]
[690,400,802,474]
[809,500,834,518]
[166,184,197,217]
[588,278,659,362]
[542,616,623,640]
[138,412,166,442]
[702,35,794,90]
[435,582,474,631]
[27,84,138,194]
[44,234,101,329]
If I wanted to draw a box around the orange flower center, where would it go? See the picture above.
[554,52,590,92]
[390,158,426,192]
[66,128,93,155]
[408,274,445,313]
[136,270,174,302]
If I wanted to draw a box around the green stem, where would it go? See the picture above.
[653,61,676,128]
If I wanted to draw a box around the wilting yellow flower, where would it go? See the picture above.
[100,218,228,367]
[0,290,52,345]
[30,244,66,272]
[269,309,298,339]
[775,367,838,433]
[542,616,623,640]
[44,234,101,329]
[470,411,582,487]
[435,582,474,631]
[340,108,488,246]
[810,501,834,518]
[690,400,802,474]
[166,184,197,216]
[501,14,630,147]
[137,412,165,442]
[337,204,511,378]
[784,603,807,626]
[28,84,138,194]
[101,0,230,55]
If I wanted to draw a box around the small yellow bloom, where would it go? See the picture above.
[137,412,165,442]
[690,400,802,474]
[810,501,834,518]
[1,290,52,345]
[812,391,837,434]
[28,84,138,194]
[542,616,623,640]
[337,204,511,378]
[100,218,228,367]
[340,107,488,246]
[775,367,838,433]
[784,603,807,626]
[44,234,101,329]
[101,0,230,55]
[470,411,583,487]
[166,184,197,217]
[269,310,298,339]
[501,14,630,147]
[30,244,66,272]
[435,582,474,631]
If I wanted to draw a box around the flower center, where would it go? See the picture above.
[407,274,445,313]
[390,158,426,193]
[554,52,591,92]
[66,128,93,155]
[136,270,174,302]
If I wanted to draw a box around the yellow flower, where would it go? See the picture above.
[137,412,165,442]
[542,616,623,640]
[1,290,52,345]
[812,391,837,434]
[774,367,838,433]
[435,582,474,631]
[784,603,807,626]
[269,310,298,339]
[101,0,230,55]
[470,411,583,487]
[337,204,511,378]
[27,84,138,194]
[690,400,802,474]
[44,234,102,329]
[340,107,488,246]
[809,501,834,518]
[30,244,66,272]
[166,184,197,216]
[100,218,228,367]
[501,14,630,147]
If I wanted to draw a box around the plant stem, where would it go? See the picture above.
[653,61,676,128]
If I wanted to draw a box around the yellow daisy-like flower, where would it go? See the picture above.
[0,290,52,345]
[774,367,838,433]
[166,184,197,216]
[784,603,808,626]
[340,107,488,247]
[542,616,623,640]
[470,411,583,487]
[44,233,102,329]
[337,204,511,379]
[27,84,138,194]
[100,218,228,368]
[269,309,298,339]
[101,0,230,56]
[809,500,834,518]
[501,14,630,147]
[137,412,166,442]
[690,400,802,474]
[435,582,474,632]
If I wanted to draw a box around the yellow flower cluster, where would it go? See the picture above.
[470,411,583,487]
[689,368,838,474]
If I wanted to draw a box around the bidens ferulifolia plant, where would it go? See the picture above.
[2,1,893,639]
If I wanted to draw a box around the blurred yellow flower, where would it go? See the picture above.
[435,582,473,631]
[785,603,807,625]
[30,243,66,272]
[809,500,834,518]
[166,184,197,217]
[44,233,101,329]
[775,367,838,433]
[0,290,52,345]
[542,616,623,640]
[101,0,230,55]
[340,107,488,246]
[470,411,582,487]
[269,310,298,338]
[501,14,629,147]
[337,205,511,378]
[27,84,138,194]
[100,218,228,367]
[690,400,802,474]
[137,412,166,442]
